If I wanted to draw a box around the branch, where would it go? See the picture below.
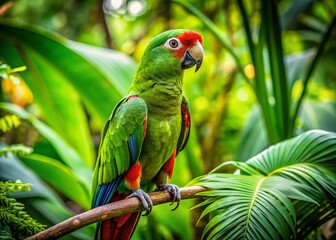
[26,186,206,240]
[97,0,114,49]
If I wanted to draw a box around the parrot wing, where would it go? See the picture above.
[92,96,147,208]
[177,96,191,154]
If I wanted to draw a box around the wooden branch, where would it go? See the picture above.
[26,186,206,240]
[97,0,114,49]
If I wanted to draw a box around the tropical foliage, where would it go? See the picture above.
[0,179,45,239]
[192,130,336,239]
[0,0,335,239]
[0,114,44,239]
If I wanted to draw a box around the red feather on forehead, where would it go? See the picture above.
[177,31,203,47]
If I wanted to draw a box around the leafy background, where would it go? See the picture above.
[0,0,335,239]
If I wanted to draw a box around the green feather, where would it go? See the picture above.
[92,97,147,197]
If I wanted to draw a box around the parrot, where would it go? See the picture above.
[91,29,204,240]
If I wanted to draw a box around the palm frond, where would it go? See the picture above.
[194,130,336,239]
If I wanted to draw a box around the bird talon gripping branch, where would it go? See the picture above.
[158,184,181,210]
[126,189,153,216]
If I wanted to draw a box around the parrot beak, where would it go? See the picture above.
[181,40,204,72]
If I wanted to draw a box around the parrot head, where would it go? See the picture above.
[160,29,203,72]
[134,29,204,81]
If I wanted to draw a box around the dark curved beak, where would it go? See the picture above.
[181,41,203,72]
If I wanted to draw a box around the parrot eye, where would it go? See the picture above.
[169,39,179,48]
[164,38,182,50]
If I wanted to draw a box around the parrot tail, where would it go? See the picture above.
[95,194,141,240]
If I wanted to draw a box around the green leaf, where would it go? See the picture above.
[67,41,134,96]
[247,130,336,173]
[194,130,336,239]
[237,101,336,164]
[0,22,137,167]
[236,106,267,162]
[0,154,94,239]
[300,101,336,132]
[285,49,315,89]
[0,21,135,123]
[289,16,336,135]
[20,153,90,209]
[281,0,314,30]
[261,0,290,140]
[0,24,94,167]
[196,174,314,239]
[0,103,92,190]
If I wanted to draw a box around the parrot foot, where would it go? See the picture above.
[126,189,153,216]
[157,184,181,211]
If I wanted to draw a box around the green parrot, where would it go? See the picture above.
[92,29,203,240]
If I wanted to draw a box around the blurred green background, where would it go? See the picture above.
[0,0,335,239]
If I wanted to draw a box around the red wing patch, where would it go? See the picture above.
[125,162,142,189]
[143,114,148,141]
[163,148,177,179]
[126,95,138,101]
[182,104,190,128]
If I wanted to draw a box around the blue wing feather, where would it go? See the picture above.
[128,132,139,166]
[93,175,124,208]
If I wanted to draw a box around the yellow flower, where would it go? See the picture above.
[2,74,33,107]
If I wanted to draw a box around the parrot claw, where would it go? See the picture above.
[158,184,181,211]
[126,189,153,216]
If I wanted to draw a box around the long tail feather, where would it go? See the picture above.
[95,193,141,240]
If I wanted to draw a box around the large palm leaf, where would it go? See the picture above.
[192,130,336,239]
